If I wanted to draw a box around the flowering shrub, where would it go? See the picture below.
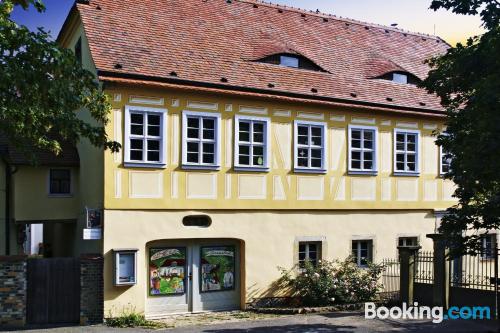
[279,257,385,306]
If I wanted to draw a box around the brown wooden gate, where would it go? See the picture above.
[26,258,80,324]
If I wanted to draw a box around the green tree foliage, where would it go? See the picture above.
[422,1,499,255]
[0,0,120,158]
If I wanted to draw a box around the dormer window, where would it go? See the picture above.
[280,55,299,68]
[256,53,327,72]
[378,71,420,85]
[392,73,408,84]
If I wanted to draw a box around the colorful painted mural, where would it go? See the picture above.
[149,247,186,295]
[200,246,235,292]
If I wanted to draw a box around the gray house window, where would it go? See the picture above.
[49,169,71,195]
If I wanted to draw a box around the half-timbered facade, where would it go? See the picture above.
[1,0,470,317]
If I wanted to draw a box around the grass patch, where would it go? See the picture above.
[106,308,166,328]
[232,312,252,319]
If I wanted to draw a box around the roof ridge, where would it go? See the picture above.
[236,0,446,42]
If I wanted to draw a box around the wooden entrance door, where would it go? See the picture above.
[26,258,80,324]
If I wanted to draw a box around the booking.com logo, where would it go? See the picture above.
[365,302,491,323]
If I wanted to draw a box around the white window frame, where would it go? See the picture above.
[352,239,373,268]
[124,105,168,168]
[234,115,271,171]
[348,125,378,175]
[439,145,453,176]
[481,234,497,259]
[47,168,72,197]
[298,242,321,268]
[393,128,420,176]
[293,120,327,173]
[181,110,221,170]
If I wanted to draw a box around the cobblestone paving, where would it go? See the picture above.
[152,310,285,329]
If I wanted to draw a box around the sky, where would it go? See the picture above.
[12,0,484,45]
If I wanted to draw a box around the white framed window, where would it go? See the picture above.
[352,240,373,267]
[294,120,327,173]
[234,115,270,171]
[48,168,72,196]
[348,125,378,175]
[394,129,420,175]
[481,234,497,259]
[298,242,321,268]
[182,111,221,170]
[124,105,167,168]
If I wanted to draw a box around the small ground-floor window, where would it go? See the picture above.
[398,236,419,247]
[298,242,321,267]
[481,234,497,259]
[352,240,373,267]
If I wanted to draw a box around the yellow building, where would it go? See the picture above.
[0,0,467,318]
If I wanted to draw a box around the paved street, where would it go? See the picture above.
[3,312,498,333]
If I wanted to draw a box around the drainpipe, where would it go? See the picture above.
[2,157,11,255]
[2,157,17,255]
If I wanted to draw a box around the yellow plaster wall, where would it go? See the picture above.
[13,166,80,221]
[103,87,455,211]
[103,209,436,315]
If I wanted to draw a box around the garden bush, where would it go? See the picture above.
[279,257,385,306]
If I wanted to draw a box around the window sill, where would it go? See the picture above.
[393,172,420,177]
[293,168,327,174]
[124,162,167,169]
[233,166,270,172]
[348,170,378,176]
[181,164,221,171]
[47,194,73,198]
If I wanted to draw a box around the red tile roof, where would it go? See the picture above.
[74,0,449,113]
[0,134,80,167]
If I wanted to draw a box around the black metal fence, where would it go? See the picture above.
[414,251,434,284]
[449,249,499,291]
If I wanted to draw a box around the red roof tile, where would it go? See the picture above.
[0,134,80,167]
[75,0,449,112]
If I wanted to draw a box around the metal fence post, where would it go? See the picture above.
[427,233,449,309]
[495,247,498,320]
[398,245,421,305]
